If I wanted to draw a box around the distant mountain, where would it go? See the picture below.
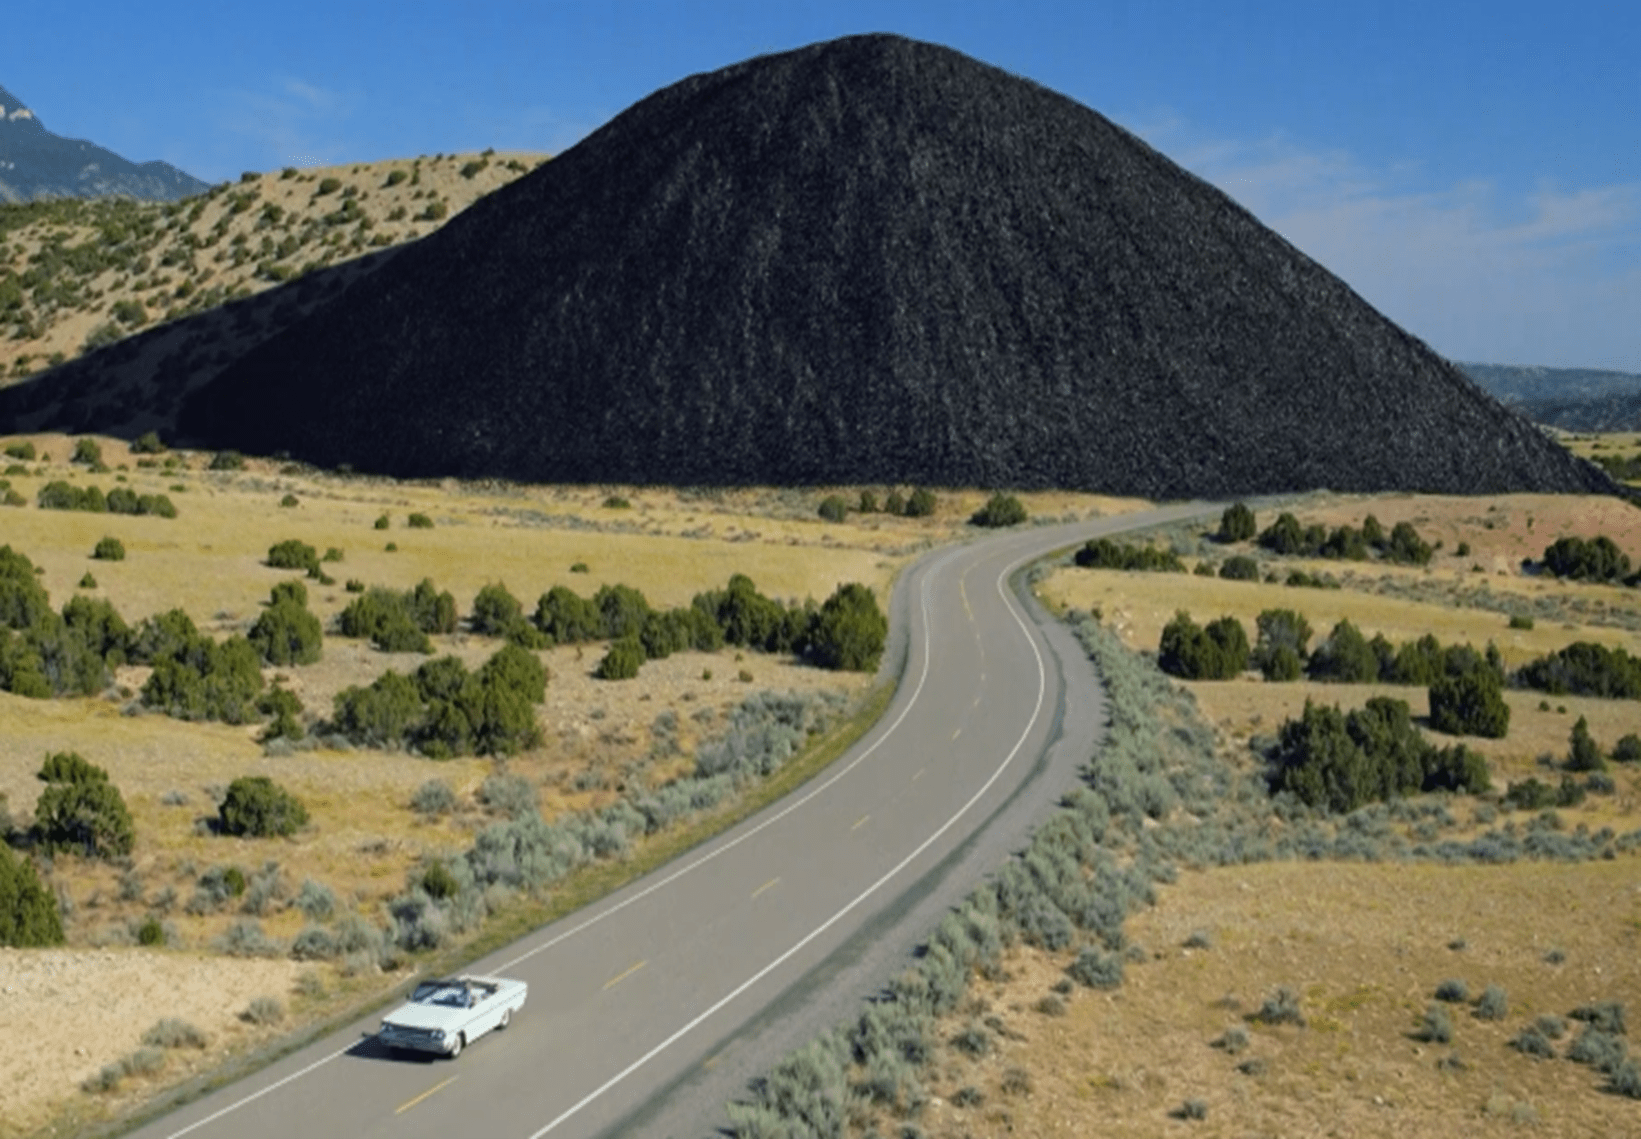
[0,82,209,203]
[1458,363,1641,432]
[168,35,1613,498]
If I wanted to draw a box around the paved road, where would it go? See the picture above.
[129,501,1216,1139]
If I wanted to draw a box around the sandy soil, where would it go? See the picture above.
[0,946,303,1136]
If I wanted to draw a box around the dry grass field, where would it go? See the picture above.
[865,485,1641,1139]
[1,152,548,383]
[912,859,1641,1138]
[0,430,1152,1137]
[1039,491,1641,785]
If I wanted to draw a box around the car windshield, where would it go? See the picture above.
[411,982,471,1008]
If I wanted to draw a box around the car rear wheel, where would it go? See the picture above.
[499,1008,511,1030]
[448,1032,464,1059]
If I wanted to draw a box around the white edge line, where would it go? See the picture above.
[525,538,1053,1137]
[160,546,957,1139]
[163,1043,356,1139]
[161,505,1218,1139]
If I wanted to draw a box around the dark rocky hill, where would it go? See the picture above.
[47,36,1622,497]
[0,82,208,203]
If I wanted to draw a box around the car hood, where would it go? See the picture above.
[381,1002,467,1033]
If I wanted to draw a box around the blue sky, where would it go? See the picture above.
[5,1,1637,371]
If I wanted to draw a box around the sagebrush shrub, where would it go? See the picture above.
[1251,985,1304,1026]
[1474,984,1508,1020]
[142,1018,207,1049]
[411,779,458,816]
[1066,946,1123,990]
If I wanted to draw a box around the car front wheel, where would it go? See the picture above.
[448,1032,464,1059]
[499,1008,511,1030]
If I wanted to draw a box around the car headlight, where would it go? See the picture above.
[432,1030,444,1040]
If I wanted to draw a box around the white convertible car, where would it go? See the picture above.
[377,975,527,1058]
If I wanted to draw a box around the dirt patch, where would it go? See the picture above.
[0,946,311,1137]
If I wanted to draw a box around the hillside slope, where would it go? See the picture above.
[0,151,545,430]
[170,34,1613,498]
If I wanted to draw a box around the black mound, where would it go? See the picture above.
[180,35,1616,498]
[0,82,208,203]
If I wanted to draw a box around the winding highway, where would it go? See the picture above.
[127,501,1217,1139]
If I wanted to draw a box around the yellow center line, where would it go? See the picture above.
[751,877,780,899]
[912,767,925,781]
[952,728,961,740]
[603,959,648,990]
[852,814,870,830]
[395,1076,458,1115]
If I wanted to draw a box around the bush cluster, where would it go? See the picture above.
[338,578,457,653]
[31,751,135,858]
[1,548,126,698]
[1073,538,1184,572]
[1539,535,1635,584]
[539,574,883,677]
[1158,611,1248,679]
[1514,641,1641,699]
[1268,698,1490,813]
[856,487,937,518]
[37,481,176,517]
[1258,511,1431,565]
[136,610,265,724]
[331,643,545,757]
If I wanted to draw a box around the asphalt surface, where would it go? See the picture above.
[127,501,1216,1139]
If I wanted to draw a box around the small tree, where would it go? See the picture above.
[32,751,134,858]
[817,495,849,523]
[1218,555,1259,581]
[92,536,126,561]
[1306,620,1379,683]
[219,776,308,837]
[266,539,321,577]
[248,587,322,666]
[471,582,525,637]
[970,493,1028,528]
[1217,502,1256,543]
[0,844,64,947]
[1566,715,1606,772]
[1159,612,1248,680]
[904,488,937,518]
[596,638,644,680]
[807,583,887,671]
[1428,671,1511,739]
[72,438,103,466]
